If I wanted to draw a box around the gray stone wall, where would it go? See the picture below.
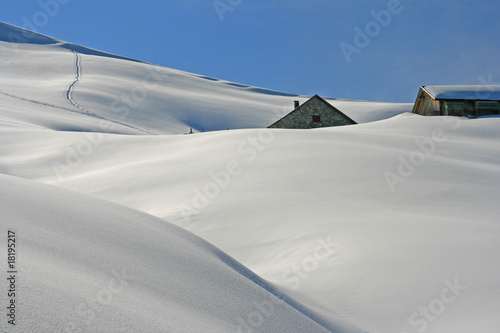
[269,96,356,129]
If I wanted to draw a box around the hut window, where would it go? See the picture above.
[443,101,467,117]
[476,101,500,116]
[312,115,321,122]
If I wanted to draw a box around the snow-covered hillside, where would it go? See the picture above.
[0,21,411,135]
[1,173,363,332]
[1,21,499,333]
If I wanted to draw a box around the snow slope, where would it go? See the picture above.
[0,173,363,333]
[1,21,499,333]
[2,115,500,333]
[0,21,412,135]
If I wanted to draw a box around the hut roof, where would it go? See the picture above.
[422,85,500,101]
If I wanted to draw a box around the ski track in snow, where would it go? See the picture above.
[66,50,84,112]
[0,90,83,114]
[1,50,155,135]
[63,50,155,134]
[0,90,153,134]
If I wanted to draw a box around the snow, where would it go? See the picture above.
[1,21,500,333]
[0,22,411,135]
[423,85,500,101]
[1,173,360,332]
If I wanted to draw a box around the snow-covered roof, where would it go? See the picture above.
[423,85,500,101]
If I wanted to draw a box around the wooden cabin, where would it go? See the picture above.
[412,85,500,117]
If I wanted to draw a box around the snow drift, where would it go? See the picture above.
[0,173,364,332]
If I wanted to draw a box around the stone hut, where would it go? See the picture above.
[412,85,500,117]
[268,95,357,129]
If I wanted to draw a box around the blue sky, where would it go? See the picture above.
[1,0,499,103]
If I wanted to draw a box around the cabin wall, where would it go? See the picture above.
[413,87,500,117]
[412,90,440,116]
[441,100,500,116]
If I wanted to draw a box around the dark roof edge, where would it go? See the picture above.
[421,86,435,99]
[315,95,358,124]
[267,97,311,128]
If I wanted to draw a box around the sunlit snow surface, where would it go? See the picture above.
[1,22,499,333]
